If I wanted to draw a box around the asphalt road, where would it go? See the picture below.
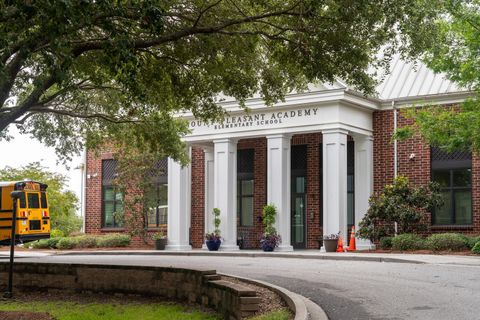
[12,254,480,320]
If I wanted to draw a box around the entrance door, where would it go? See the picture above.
[291,176,306,248]
[291,145,307,249]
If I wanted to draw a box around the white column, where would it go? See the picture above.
[202,147,215,250]
[165,154,192,251]
[267,134,293,251]
[321,129,348,251]
[213,139,239,250]
[353,134,376,250]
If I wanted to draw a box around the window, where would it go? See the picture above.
[347,141,355,229]
[102,159,124,228]
[237,149,254,227]
[27,193,40,209]
[431,147,472,225]
[40,192,48,208]
[145,158,168,229]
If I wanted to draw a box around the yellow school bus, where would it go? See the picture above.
[0,181,50,244]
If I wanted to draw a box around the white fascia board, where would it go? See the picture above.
[380,91,474,109]
[178,88,381,120]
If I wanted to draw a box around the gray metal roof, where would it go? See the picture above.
[374,55,467,100]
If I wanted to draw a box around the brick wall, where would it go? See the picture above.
[85,148,115,235]
[373,109,480,234]
[191,147,205,248]
[292,133,322,249]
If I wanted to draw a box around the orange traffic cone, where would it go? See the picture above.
[347,226,356,251]
[336,236,344,252]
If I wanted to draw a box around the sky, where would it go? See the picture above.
[0,128,83,214]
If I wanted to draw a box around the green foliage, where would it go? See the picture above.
[262,204,277,236]
[95,234,131,248]
[151,231,166,240]
[56,237,79,250]
[0,162,81,236]
[75,235,98,249]
[391,234,425,251]
[29,239,51,249]
[28,234,131,249]
[0,300,219,320]
[0,1,445,163]
[45,237,62,249]
[472,242,480,255]
[425,233,469,251]
[399,2,480,153]
[50,229,65,238]
[467,235,480,249]
[379,237,393,250]
[213,208,221,236]
[250,309,291,320]
[358,176,443,242]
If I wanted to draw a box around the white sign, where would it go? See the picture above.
[188,107,320,135]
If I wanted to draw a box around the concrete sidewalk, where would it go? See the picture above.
[3,249,478,266]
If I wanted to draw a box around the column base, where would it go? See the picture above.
[276,245,294,252]
[165,244,192,251]
[219,244,240,251]
[355,239,376,251]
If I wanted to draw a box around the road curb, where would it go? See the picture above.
[55,250,425,264]
[220,272,327,320]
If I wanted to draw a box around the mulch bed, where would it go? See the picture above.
[0,311,53,320]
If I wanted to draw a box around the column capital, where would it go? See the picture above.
[266,133,292,140]
[213,138,238,145]
[321,128,349,136]
[351,133,374,142]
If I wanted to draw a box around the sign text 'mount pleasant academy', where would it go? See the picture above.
[189,107,319,130]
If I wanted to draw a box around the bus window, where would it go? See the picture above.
[41,192,48,208]
[19,193,26,208]
[27,193,40,209]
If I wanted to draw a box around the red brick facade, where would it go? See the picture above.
[85,109,480,249]
[373,109,480,235]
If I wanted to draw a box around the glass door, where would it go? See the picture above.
[291,144,307,249]
[291,176,306,248]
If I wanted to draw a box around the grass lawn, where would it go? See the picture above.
[0,300,220,320]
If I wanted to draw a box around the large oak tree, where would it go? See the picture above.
[0,0,441,162]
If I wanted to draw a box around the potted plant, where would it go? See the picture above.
[323,233,339,252]
[152,231,167,250]
[260,204,281,251]
[205,208,222,251]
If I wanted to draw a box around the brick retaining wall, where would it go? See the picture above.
[0,262,259,320]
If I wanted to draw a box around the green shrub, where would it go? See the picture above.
[50,229,65,238]
[358,176,442,242]
[75,235,97,248]
[472,242,480,254]
[466,235,480,249]
[425,233,469,251]
[391,234,425,251]
[379,237,393,249]
[56,237,79,250]
[96,234,130,247]
[46,237,62,248]
[29,239,51,249]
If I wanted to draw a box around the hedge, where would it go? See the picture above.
[28,233,131,250]
[391,234,425,251]
[472,242,480,254]
[425,233,469,251]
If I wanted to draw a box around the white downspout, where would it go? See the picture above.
[392,100,398,235]
[81,148,87,233]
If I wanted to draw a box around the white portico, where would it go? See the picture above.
[166,86,377,251]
